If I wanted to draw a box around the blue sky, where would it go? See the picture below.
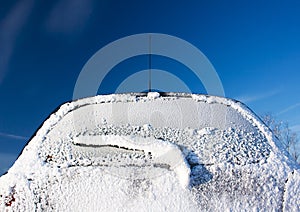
[0,0,300,174]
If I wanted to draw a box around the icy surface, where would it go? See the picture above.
[0,93,299,211]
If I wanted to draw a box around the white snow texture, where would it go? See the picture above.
[0,93,299,211]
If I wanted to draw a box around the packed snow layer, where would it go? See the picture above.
[0,93,299,211]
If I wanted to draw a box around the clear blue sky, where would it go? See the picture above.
[0,0,300,174]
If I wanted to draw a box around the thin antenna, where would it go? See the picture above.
[148,34,152,92]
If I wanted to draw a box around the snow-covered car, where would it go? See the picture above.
[0,93,299,211]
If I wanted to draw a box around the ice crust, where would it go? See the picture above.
[0,93,299,211]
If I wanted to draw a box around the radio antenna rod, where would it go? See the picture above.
[148,34,152,92]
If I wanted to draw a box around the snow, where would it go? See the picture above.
[73,135,190,188]
[147,92,160,99]
[0,93,299,211]
[283,169,300,211]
